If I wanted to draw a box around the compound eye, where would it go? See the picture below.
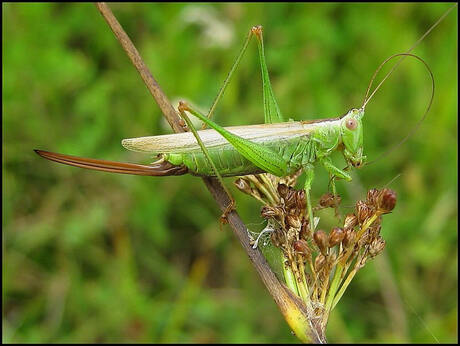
[346,118,357,130]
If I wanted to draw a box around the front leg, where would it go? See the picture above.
[320,157,352,181]
[320,156,351,196]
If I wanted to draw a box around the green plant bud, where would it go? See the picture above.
[313,230,328,255]
[329,227,345,247]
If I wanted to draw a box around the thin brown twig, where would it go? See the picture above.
[94,3,321,343]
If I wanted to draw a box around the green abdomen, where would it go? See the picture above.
[165,136,315,177]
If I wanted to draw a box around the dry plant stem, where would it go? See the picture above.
[95,3,183,134]
[95,3,323,343]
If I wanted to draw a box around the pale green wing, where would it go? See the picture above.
[122,121,324,154]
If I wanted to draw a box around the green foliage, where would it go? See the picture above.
[3,3,457,343]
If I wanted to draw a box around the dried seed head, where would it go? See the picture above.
[343,213,358,230]
[342,228,356,248]
[377,188,397,213]
[369,236,386,258]
[285,189,299,209]
[261,205,281,219]
[296,189,306,210]
[358,230,370,246]
[329,227,345,247]
[315,254,326,271]
[277,183,289,198]
[234,178,252,195]
[366,188,380,207]
[356,200,372,224]
[369,223,382,238]
[286,215,302,229]
[293,239,310,255]
[313,230,328,255]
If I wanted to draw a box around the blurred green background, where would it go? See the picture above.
[3,3,457,343]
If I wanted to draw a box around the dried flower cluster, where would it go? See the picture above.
[235,172,396,335]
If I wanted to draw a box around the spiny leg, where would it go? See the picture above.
[178,102,235,224]
[327,174,341,217]
[320,157,352,183]
[322,157,352,216]
[327,164,352,198]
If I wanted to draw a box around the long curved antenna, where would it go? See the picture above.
[362,53,435,166]
[362,3,457,108]
[360,4,457,167]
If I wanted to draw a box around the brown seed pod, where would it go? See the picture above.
[286,215,302,229]
[295,189,306,211]
[342,228,356,248]
[277,183,289,198]
[358,230,372,247]
[377,188,397,213]
[281,187,295,207]
[261,205,280,219]
[313,230,328,255]
[293,239,310,255]
[329,227,345,247]
[356,200,372,224]
[366,188,380,207]
[369,236,386,258]
[343,213,358,230]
